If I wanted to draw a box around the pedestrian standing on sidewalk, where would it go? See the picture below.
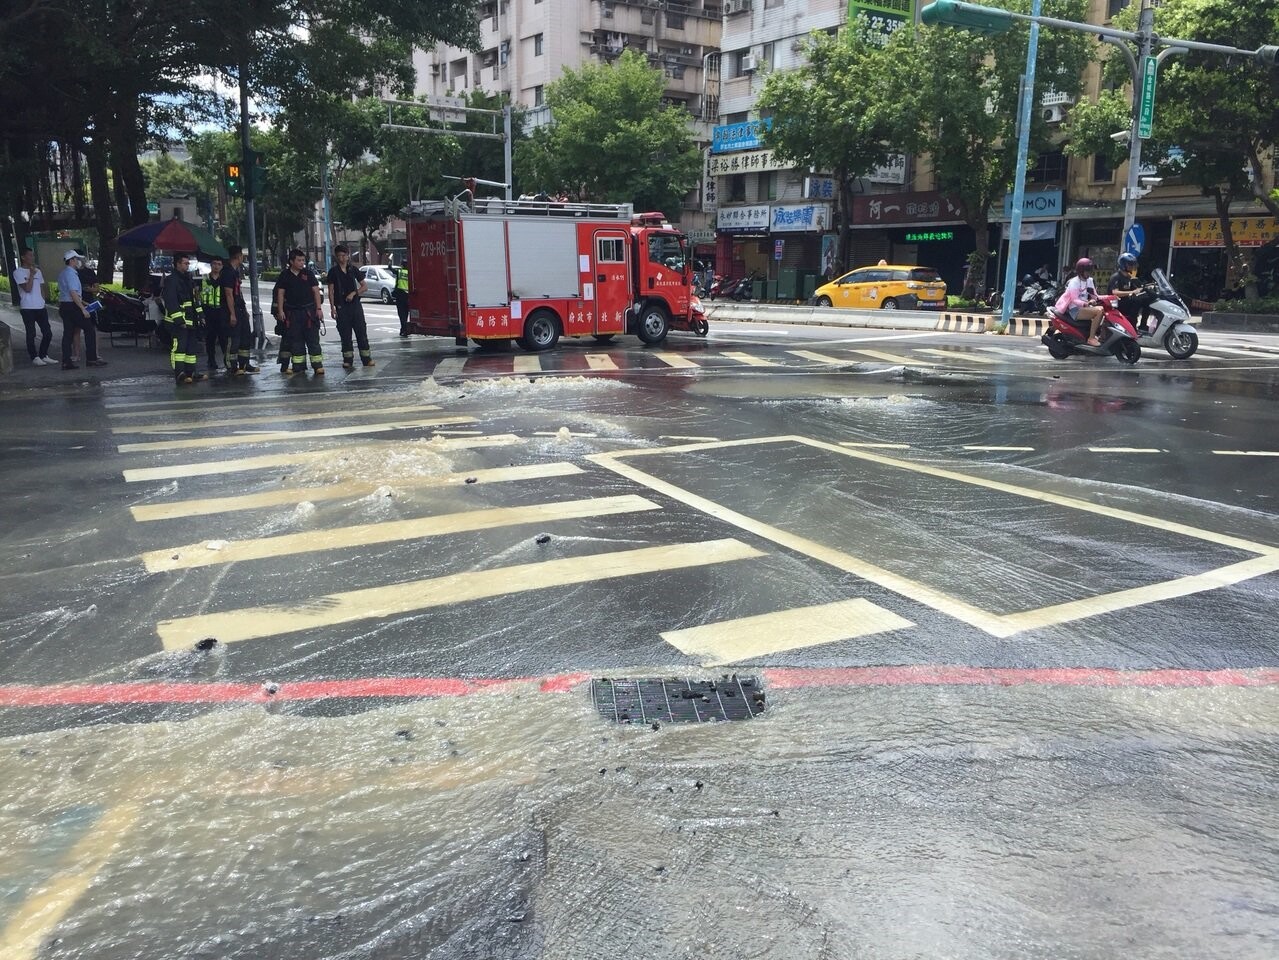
[326,245,373,370]
[200,255,230,372]
[393,264,410,337]
[222,245,259,374]
[275,248,324,377]
[14,247,53,366]
[163,252,206,384]
[56,250,106,370]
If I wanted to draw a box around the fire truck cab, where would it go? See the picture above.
[403,192,704,350]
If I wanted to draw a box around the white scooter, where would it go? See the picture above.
[1118,269,1198,360]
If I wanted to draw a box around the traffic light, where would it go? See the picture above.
[224,162,242,197]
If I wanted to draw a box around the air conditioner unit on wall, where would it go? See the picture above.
[740,54,758,72]
[1043,104,1067,124]
[724,0,752,15]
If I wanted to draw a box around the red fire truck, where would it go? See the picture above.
[402,192,707,350]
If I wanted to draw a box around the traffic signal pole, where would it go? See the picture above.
[239,60,265,345]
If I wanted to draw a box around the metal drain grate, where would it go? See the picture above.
[591,676,765,724]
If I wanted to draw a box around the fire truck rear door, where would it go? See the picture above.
[592,229,629,335]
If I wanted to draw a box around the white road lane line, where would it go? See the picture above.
[719,351,780,367]
[431,357,468,377]
[513,356,542,374]
[142,495,660,572]
[129,462,584,522]
[1212,450,1279,457]
[849,349,934,365]
[585,354,618,370]
[155,538,765,648]
[917,348,1000,364]
[651,352,699,368]
[111,403,440,435]
[840,442,910,449]
[661,598,913,666]
[963,445,1035,452]
[978,346,1048,360]
[105,391,382,415]
[787,349,849,364]
[117,415,475,453]
[1088,447,1163,453]
[122,435,523,482]
[659,435,720,442]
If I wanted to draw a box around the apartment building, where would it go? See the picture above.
[712,0,1276,301]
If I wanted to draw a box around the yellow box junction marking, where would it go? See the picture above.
[662,598,913,666]
[129,462,584,522]
[143,495,659,572]
[156,538,764,648]
[589,436,1279,639]
[117,415,476,453]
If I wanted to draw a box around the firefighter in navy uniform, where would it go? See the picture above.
[275,248,325,376]
[199,255,230,372]
[393,265,410,336]
[164,253,206,384]
[222,245,260,374]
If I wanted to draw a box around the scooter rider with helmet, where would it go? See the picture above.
[1055,257,1103,346]
[1108,253,1147,331]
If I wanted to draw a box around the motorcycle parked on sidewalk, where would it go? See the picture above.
[1019,275,1058,315]
[706,274,729,300]
[1116,268,1198,360]
[729,270,761,301]
[1041,295,1142,364]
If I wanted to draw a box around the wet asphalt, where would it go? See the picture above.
[1,303,1277,958]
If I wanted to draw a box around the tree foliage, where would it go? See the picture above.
[757,30,902,273]
[515,51,700,218]
[883,0,1092,296]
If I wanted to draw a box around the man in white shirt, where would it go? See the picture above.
[14,247,53,365]
[56,250,106,370]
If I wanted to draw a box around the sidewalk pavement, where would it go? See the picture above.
[0,302,170,386]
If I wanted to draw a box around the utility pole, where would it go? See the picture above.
[320,155,334,269]
[238,60,265,346]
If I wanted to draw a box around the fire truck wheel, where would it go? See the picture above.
[592,334,615,343]
[523,311,561,351]
[636,304,670,345]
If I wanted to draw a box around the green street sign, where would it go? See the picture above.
[1137,55,1157,139]
[146,201,159,214]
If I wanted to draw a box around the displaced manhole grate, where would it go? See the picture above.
[592,676,765,724]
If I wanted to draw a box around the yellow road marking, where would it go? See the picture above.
[585,354,618,370]
[1212,450,1279,457]
[122,435,523,482]
[431,357,468,377]
[719,351,779,367]
[840,442,910,449]
[589,436,1279,638]
[963,445,1035,452]
[112,403,440,435]
[849,348,933,365]
[156,538,764,648]
[978,346,1044,360]
[918,348,999,364]
[787,349,848,364]
[129,462,585,522]
[117,415,475,453]
[1088,447,1163,453]
[661,598,913,666]
[143,495,659,572]
[651,352,699,368]
[513,355,541,374]
[0,804,138,960]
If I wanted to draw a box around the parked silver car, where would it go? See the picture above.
[360,265,398,303]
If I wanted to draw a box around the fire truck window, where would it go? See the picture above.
[648,235,683,270]
[597,237,625,263]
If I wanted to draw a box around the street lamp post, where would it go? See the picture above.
[921,0,1278,333]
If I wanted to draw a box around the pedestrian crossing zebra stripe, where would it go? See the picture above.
[111,403,442,435]
[121,435,523,482]
[105,390,384,415]
[142,495,661,572]
[154,538,766,648]
[128,462,585,522]
[116,415,477,453]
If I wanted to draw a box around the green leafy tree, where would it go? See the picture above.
[757,30,902,274]
[1067,0,1279,298]
[515,50,700,217]
[333,162,401,259]
[884,1,1092,297]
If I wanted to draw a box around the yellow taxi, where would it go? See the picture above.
[813,264,947,311]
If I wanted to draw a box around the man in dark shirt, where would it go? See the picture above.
[163,252,206,384]
[274,248,324,376]
[222,245,259,374]
[199,255,230,372]
[325,245,373,370]
[1108,252,1147,331]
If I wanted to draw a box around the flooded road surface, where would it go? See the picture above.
[1,323,1277,957]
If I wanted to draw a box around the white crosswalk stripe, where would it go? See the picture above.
[117,416,476,453]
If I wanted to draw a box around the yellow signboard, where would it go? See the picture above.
[1172,216,1279,248]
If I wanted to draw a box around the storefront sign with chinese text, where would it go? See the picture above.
[905,230,955,243]
[1172,216,1279,248]
[805,175,836,200]
[716,205,771,233]
[706,149,793,177]
[711,118,773,154]
[853,191,962,226]
[770,202,832,233]
[868,154,907,184]
[702,149,718,212]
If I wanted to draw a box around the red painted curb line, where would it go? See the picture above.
[0,667,1274,709]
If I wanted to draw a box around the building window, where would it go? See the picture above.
[762,41,775,70]
[729,174,746,202]
[1028,150,1067,185]
[1106,0,1129,18]
[533,85,545,106]
[761,171,777,201]
[1092,153,1114,183]
[534,33,544,56]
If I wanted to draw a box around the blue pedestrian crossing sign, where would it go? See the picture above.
[1124,223,1145,258]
